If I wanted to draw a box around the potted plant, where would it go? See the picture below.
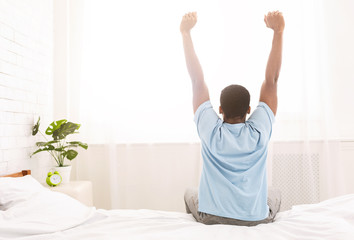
[31,117,88,183]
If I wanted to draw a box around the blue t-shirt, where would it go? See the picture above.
[194,100,275,221]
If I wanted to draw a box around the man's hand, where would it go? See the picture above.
[264,11,285,33]
[180,12,197,34]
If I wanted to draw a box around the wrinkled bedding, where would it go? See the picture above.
[1,176,354,240]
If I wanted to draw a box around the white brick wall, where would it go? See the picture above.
[0,0,53,178]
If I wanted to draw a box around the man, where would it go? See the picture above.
[181,11,284,226]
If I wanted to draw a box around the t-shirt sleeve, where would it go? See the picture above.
[247,102,275,139]
[194,101,220,142]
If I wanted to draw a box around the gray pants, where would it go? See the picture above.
[184,187,281,226]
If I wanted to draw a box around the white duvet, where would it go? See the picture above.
[1,176,354,240]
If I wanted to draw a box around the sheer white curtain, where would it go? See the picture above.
[66,0,354,210]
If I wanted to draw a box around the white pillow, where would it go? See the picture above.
[0,175,44,210]
[0,175,95,238]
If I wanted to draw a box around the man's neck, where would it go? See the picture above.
[224,117,246,124]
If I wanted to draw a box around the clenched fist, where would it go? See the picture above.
[180,12,197,34]
[264,11,285,33]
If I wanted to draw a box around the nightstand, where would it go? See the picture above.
[43,181,93,206]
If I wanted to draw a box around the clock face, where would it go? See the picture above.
[50,174,61,184]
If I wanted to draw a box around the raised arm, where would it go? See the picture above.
[180,12,210,113]
[259,11,285,116]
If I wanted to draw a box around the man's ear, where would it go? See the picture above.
[219,106,223,114]
[247,106,251,114]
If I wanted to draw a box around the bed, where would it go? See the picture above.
[1,171,354,240]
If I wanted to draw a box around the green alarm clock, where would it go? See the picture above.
[46,171,62,187]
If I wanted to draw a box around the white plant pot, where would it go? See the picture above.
[52,165,72,184]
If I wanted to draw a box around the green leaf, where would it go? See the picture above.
[66,149,78,160]
[63,144,79,149]
[45,119,67,136]
[54,147,65,152]
[67,141,88,150]
[36,140,59,147]
[32,117,40,136]
[52,122,80,140]
[36,142,47,147]
[31,145,55,157]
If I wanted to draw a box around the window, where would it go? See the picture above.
[76,0,326,143]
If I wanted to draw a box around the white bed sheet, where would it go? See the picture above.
[3,194,354,240]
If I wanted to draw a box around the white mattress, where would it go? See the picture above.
[4,194,354,240]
